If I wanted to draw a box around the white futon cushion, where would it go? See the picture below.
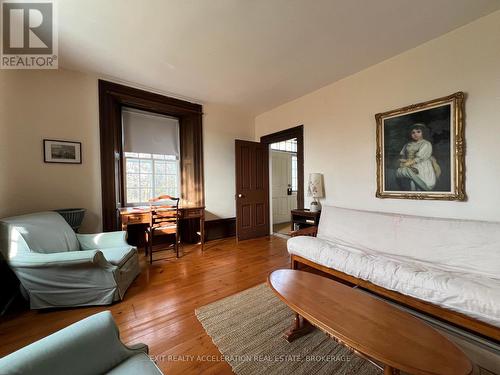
[288,235,500,327]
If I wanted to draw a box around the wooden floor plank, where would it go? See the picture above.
[0,236,289,374]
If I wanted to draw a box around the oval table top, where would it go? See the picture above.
[268,269,472,375]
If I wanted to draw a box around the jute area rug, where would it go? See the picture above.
[195,284,382,375]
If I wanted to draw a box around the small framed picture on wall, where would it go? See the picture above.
[43,139,82,164]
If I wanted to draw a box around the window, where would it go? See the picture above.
[121,107,180,205]
[98,80,203,231]
[270,138,297,152]
[124,152,179,204]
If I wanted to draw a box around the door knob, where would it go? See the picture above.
[238,194,244,198]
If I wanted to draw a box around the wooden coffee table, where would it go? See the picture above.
[268,269,472,375]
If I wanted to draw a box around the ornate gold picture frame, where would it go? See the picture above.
[375,92,465,201]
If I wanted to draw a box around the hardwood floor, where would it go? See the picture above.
[273,222,292,235]
[0,236,290,374]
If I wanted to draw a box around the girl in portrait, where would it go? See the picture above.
[396,123,441,191]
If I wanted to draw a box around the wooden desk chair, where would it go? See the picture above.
[146,195,180,264]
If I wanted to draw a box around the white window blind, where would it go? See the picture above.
[122,107,180,157]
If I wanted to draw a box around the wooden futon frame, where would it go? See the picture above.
[290,226,500,343]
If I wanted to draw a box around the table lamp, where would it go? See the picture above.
[307,173,324,212]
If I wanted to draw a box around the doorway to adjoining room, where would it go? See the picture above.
[258,125,304,238]
[270,139,298,235]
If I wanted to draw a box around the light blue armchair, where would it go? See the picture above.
[0,311,163,375]
[0,212,140,309]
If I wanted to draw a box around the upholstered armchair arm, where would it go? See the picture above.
[77,231,129,250]
[0,311,149,375]
[290,226,318,237]
[8,249,111,268]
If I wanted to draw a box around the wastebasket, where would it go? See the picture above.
[54,208,86,232]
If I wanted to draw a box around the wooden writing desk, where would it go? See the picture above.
[118,205,205,251]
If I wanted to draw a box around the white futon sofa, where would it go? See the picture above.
[287,206,500,335]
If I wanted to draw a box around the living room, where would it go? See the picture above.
[0,1,499,374]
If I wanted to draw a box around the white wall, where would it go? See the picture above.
[0,69,102,233]
[0,69,254,231]
[256,10,500,221]
[203,103,254,220]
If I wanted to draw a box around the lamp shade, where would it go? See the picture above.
[307,173,324,198]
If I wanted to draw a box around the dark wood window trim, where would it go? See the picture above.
[98,80,204,231]
[260,125,304,209]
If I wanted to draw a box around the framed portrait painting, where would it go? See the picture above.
[375,92,465,201]
[43,139,82,164]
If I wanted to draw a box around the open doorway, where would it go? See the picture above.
[270,139,298,234]
[261,126,304,237]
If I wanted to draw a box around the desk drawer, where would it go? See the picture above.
[182,209,203,219]
[122,214,148,225]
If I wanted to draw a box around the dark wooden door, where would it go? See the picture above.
[235,140,270,240]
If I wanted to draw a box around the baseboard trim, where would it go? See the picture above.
[205,217,236,241]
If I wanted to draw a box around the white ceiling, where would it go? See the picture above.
[59,0,500,114]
